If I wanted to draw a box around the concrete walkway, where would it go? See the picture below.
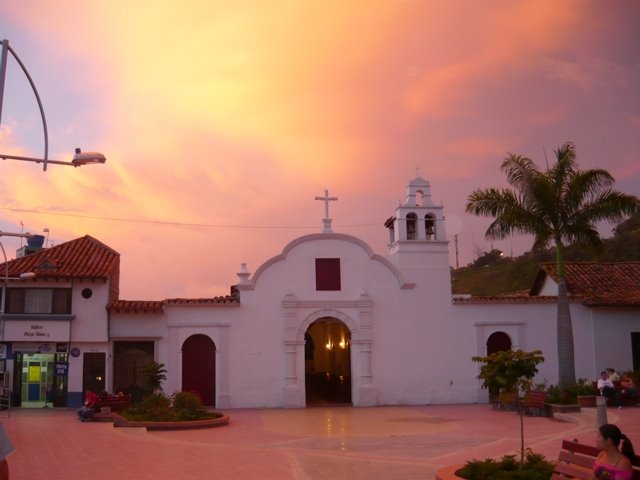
[1,404,638,479]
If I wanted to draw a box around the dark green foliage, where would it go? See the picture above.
[171,391,210,421]
[123,393,173,421]
[452,259,540,295]
[457,451,555,480]
[544,379,594,405]
[452,211,640,296]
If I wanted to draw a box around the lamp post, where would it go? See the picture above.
[0,232,35,341]
[0,39,106,171]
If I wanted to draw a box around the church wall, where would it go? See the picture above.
[239,236,422,407]
[591,308,640,375]
[450,302,616,387]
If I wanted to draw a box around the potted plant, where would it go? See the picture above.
[574,378,597,407]
[544,384,581,414]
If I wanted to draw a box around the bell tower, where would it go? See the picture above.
[384,176,448,265]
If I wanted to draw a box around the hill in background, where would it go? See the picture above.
[451,212,640,296]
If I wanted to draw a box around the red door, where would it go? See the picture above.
[182,335,216,406]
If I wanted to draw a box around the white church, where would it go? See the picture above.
[1,177,639,409]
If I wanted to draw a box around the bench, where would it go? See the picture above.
[552,440,640,480]
[97,394,131,413]
[90,395,132,421]
[521,391,547,416]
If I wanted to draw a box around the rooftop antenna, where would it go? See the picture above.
[20,220,24,247]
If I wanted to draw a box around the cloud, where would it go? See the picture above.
[1,0,638,296]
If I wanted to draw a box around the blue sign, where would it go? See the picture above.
[54,362,69,376]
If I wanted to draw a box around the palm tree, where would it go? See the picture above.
[466,142,638,386]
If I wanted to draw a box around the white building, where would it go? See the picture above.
[2,177,639,408]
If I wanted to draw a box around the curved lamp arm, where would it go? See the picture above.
[0,39,49,170]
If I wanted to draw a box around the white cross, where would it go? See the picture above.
[315,189,338,233]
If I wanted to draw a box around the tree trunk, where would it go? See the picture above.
[557,277,576,386]
[556,243,576,386]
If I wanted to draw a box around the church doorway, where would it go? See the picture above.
[486,331,512,356]
[304,318,351,405]
[182,334,216,406]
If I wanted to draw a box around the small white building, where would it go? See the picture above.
[1,177,639,408]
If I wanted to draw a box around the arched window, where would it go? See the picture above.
[486,331,512,356]
[425,214,435,240]
[406,213,417,240]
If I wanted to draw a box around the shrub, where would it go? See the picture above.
[123,393,172,421]
[457,451,555,480]
[172,391,210,421]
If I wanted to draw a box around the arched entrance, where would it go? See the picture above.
[486,331,512,356]
[304,318,351,405]
[182,334,216,406]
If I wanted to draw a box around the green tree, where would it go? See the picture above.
[472,349,545,465]
[466,142,638,386]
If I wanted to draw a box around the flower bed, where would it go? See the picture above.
[112,412,229,431]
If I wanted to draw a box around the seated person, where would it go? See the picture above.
[77,388,98,421]
[620,374,638,400]
[593,423,636,480]
[607,367,621,383]
[598,371,622,408]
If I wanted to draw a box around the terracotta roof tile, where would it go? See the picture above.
[533,262,640,306]
[107,300,164,314]
[452,295,571,305]
[3,235,119,280]
[165,296,240,306]
[108,295,239,314]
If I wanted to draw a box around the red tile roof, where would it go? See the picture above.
[452,295,574,305]
[108,300,164,314]
[531,262,640,306]
[3,235,119,280]
[108,296,240,314]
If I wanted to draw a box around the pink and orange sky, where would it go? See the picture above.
[1,1,639,299]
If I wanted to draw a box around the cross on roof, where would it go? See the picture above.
[315,189,338,233]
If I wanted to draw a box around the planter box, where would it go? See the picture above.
[544,403,580,416]
[577,395,596,408]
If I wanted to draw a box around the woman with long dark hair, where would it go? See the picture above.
[593,423,636,479]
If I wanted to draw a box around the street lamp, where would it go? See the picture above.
[0,39,106,171]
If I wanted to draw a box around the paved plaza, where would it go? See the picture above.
[2,404,639,479]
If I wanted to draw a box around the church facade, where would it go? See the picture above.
[2,177,639,408]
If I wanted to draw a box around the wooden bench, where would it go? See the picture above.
[97,394,131,413]
[553,440,640,480]
[90,395,132,421]
[522,391,547,416]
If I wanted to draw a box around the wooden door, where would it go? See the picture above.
[182,335,216,406]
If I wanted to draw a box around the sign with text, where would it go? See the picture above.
[54,362,69,376]
[12,342,56,353]
[4,320,70,342]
